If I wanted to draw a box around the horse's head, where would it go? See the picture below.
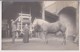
[32,18,38,32]
[31,18,43,32]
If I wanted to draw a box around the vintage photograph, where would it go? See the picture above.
[2,0,79,50]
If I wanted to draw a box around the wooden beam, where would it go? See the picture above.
[42,2,45,20]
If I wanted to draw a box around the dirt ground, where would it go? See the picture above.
[2,37,79,50]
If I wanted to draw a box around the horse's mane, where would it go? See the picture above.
[34,19,49,23]
[33,19,49,26]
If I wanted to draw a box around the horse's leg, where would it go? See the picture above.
[44,32,48,44]
[38,32,40,38]
[36,32,38,38]
[45,35,48,44]
[39,32,42,39]
[40,32,44,39]
[42,32,46,43]
[42,32,45,41]
[41,31,47,44]
[60,25,66,45]
[38,32,41,39]
[30,33,33,38]
[16,31,19,38]
[62,33,66,45]
[30,31,32,38]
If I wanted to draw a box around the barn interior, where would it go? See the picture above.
[2,2,59,38]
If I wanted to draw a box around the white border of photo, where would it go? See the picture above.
[0,0,79,52]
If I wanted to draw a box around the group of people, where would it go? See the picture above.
[11,20,30,43]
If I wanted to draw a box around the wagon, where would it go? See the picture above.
[14,13,32,38]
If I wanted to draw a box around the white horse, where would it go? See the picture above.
[32,18,66,44]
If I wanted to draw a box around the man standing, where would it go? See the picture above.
[11,19,16,43]
[23,24,29,43]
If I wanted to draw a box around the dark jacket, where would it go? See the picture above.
[23,24,29,43]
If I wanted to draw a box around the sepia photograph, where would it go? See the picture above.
[2,0,79,50]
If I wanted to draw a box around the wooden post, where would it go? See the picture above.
[42,2,45,20]
[20,5,23,34]
[74,4,79,43]
[21,13,23,34]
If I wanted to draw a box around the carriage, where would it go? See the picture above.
[14,13,32,38]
